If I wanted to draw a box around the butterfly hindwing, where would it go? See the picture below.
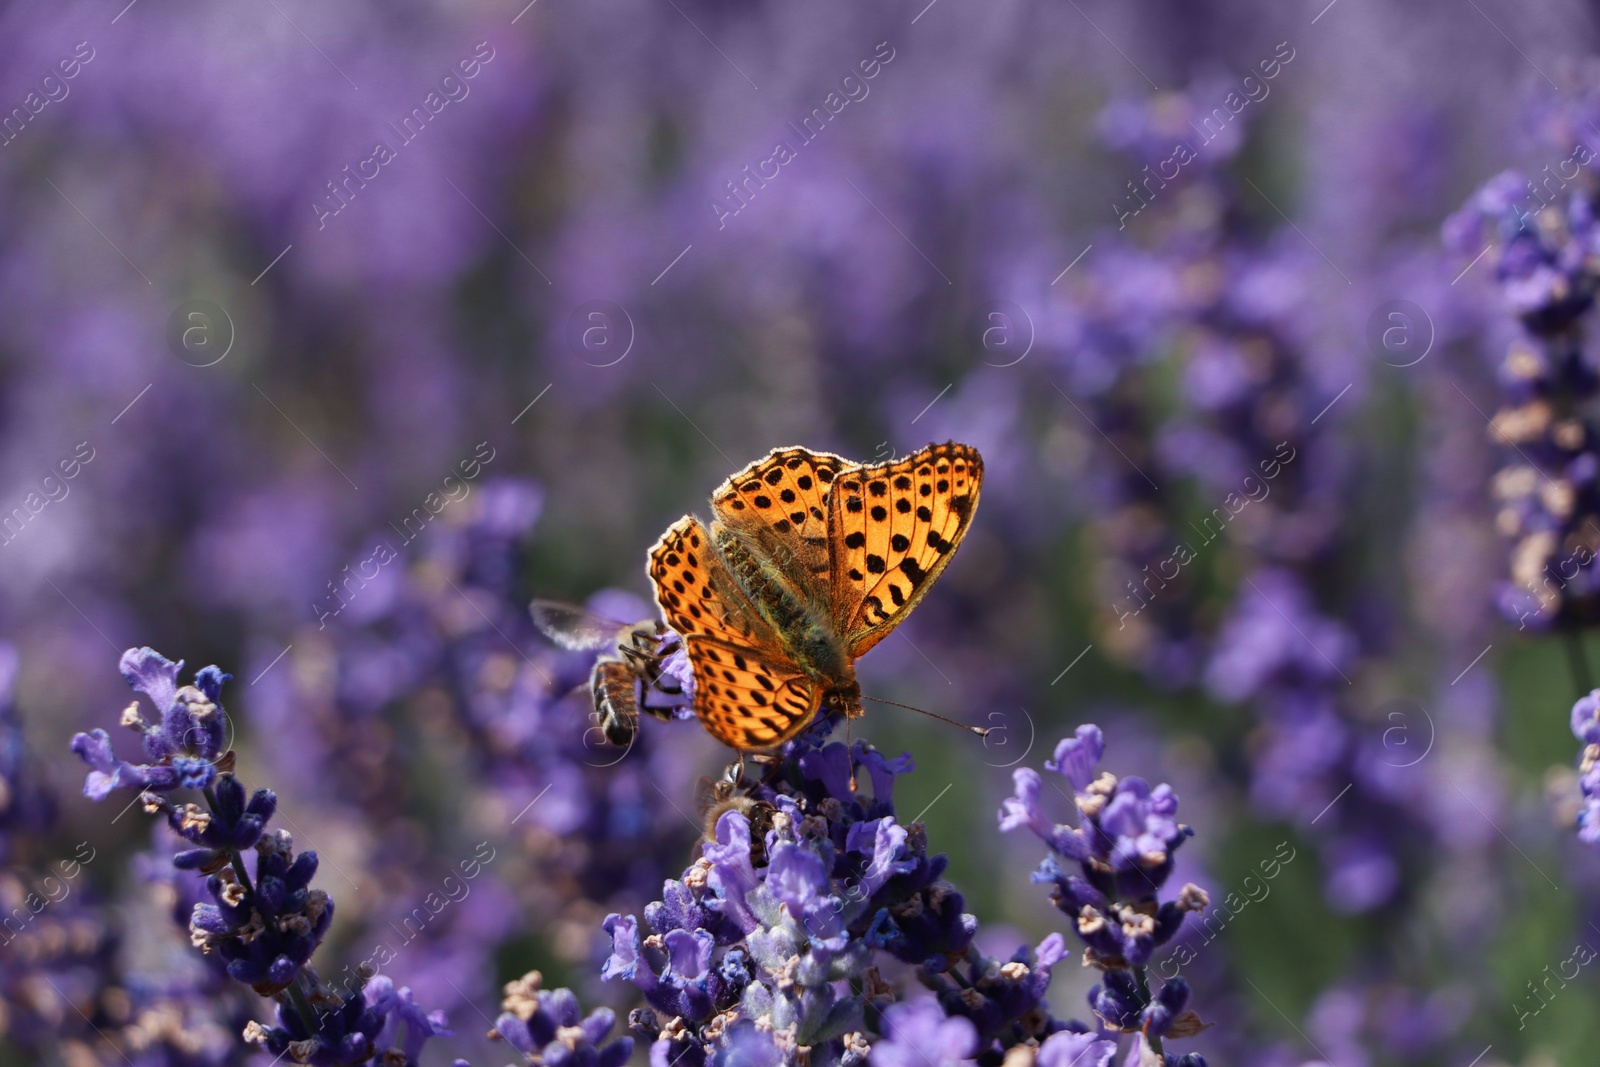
[711,447,856,587]
[828,442,982,657]
[651,517,821,747]
[686,636,821,748]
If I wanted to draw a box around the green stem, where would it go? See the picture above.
[202,785,256,895]
[199,781,327,1038]
[1566,630,1595,698]
[284,973,322,1034]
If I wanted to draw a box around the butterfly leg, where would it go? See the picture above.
[727,758,747,790]
[745,752,786,789]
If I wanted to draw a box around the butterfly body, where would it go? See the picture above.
[648,442,982,751]
[711,524,856,690]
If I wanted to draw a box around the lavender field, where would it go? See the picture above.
[3,1,1600,1064]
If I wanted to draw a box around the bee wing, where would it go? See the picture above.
[530,599,632,651]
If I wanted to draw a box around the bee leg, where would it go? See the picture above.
[591,660,640,747]
[618,638,655,669]
[637,703,680,724]
[633,622,682,662]
[624,623,664,657]
[619,630,667,680]
[621,626,684,697]
[649,668,684,696]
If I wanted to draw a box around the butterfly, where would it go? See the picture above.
[647,441,982,750]
[530,599,685,747]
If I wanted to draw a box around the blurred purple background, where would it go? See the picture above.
[6,0,1600,1063]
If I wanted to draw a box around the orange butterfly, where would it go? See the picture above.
[648,441,982,749]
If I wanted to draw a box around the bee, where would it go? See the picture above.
[695,760,779,866]
[530,599,685,748]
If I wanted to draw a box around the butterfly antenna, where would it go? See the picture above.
[860,694,992,738]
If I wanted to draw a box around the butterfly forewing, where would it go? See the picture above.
[711,447,855,589]
[828,442,983,657]
[648,516,763,644]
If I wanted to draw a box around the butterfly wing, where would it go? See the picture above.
[711,446,856,589]
[649,516,763,644]
[648,515,820,749]
[828,441,983,657]
[685,636,822,748]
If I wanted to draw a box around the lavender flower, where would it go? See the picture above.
[242,478,701,1011]
[1071,81,1432,924]
[870,999,1120,1067]
[1000,725,1209,1064]
[71,646,457,1066]
[1572,689,1600,843]
[604,726,1096,1066]
[1447,85,1600,861]
[1445,170,1600,333]
[0,641,52,860]
[490,970,633,1067]
[1445,159,1600,632]
[869,993,1121,1067]
[0,865,119,1053]
[604,735,938,1067]
[241,970,454,1066]
[915,932,1075,1053]
[871,999,978,1067]
[71,647,231,799]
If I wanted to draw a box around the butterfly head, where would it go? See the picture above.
[822,681,865,722]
